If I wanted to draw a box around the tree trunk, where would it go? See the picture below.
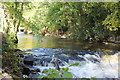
[2,6,9,34]
[15,2,24,33]
[13,3,24,43]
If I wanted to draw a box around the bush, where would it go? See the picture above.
[2,52,22,78]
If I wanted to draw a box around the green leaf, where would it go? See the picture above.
[54,73,61,78]
[47,71,61,78]
[91,76,97,79]
[38,75,44,79]
[61,67,69,72]
[43,70,48,73]
[62,72,73,78]
[47,68,58,73]
[69,63,79,67]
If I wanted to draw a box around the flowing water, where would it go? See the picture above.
[17,32,120,78]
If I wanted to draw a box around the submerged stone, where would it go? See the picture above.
[22,67,31,75]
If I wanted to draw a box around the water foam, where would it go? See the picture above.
[68,52,119,78]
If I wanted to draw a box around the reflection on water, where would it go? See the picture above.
[17,32,120,52]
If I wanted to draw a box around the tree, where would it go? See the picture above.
[102,2,120,31]
[46,2,78,33]
[2,2,24,43]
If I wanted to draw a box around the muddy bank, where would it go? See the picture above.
[43,31,120,45]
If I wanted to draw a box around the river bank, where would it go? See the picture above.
[0,68,13,79]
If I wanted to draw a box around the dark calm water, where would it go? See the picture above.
[17,32,120,52]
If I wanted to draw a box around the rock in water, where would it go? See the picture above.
[51,55,60,71]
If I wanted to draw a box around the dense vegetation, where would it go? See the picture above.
[1,33,23,78]
[1,2,120,42]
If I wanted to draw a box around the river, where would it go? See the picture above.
[17,32,120,78]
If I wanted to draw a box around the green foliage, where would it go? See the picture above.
[2,2,120,41]
[102,2,120,31]
[4,2,23,20]
[71,2,111,41]
[38,62,97,79]
[2,33,17,52]
[2,33,22,78]
[2,52,22,78]
[44,2,120,41]
[69,62,79,67]
[38,63,80,79]
[3,2,24,33]
[0,48,2,52]
[38,68,72,79]
[46,2,77,32]
[22,2,50,36]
